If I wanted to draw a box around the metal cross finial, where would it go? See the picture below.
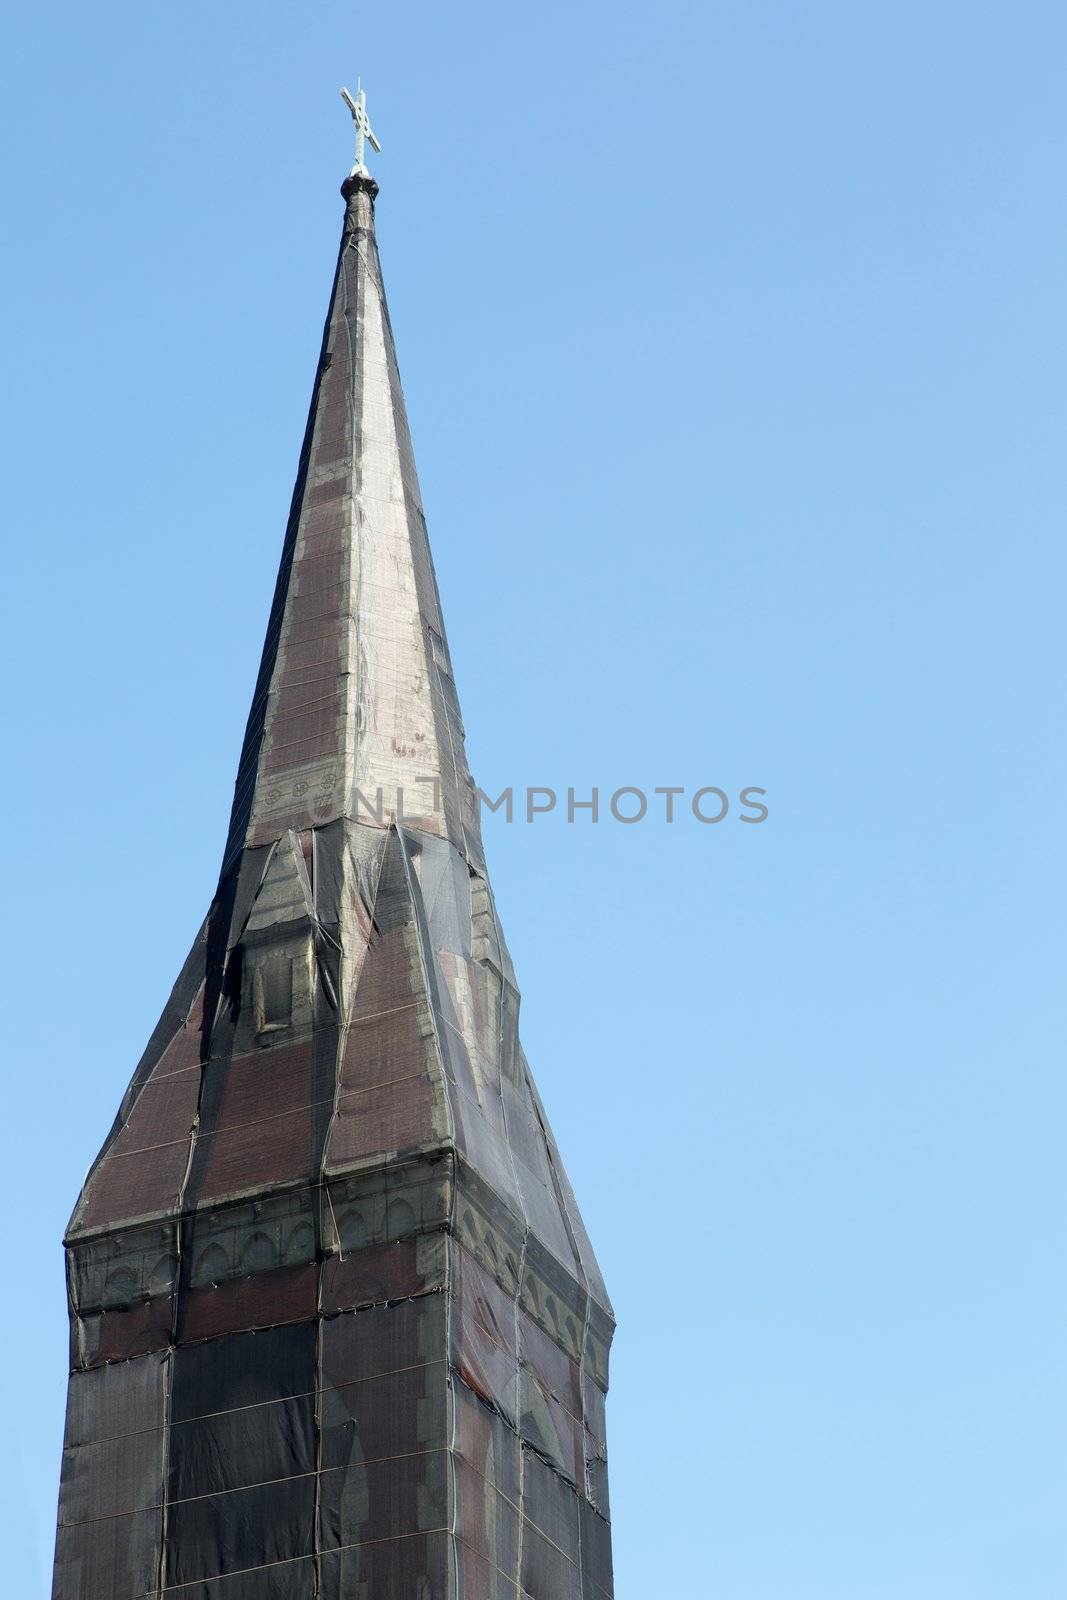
[340,82,381,177]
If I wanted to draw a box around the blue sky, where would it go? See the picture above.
[3,4,1066,1596]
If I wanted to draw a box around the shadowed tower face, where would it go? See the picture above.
[51,157,614,1599]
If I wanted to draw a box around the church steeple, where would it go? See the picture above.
[224,164,484,874]
[52,112,614,1600]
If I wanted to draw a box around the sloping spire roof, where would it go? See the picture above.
[223,173,484,874]
[67,167,610,1322]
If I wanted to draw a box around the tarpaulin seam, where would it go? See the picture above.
[322,1184,344,1271]
[450,1368,610,1528]
[61,1435,602,1573]
[309,315,355,1589]
[65,1333,601,1470]
[133,1525,599,1600]
[533,1084,596,1590]
[64,1356,449,1447]
[312,227,377,1290]
[258,685,347,716]
[480,865,534,1600]
[90,1057,422,1159]
[395,827,462,1590]
[442,1012,480,1054]
[135,1524,454,1596]
[167,894,233,1365]
[448,1272,592,1437]
[452,1529,526,1597]
[354,206,461,861]
[88,989,415,1108]
[102,1060,201,1088]
[85,1133,196,1163]
[256,673,350,702]
[69,1148,451,1245]
[450,1431,605,1569]
[262,575,353,603]
[253,729,344,759]
[516,1430,526,1596]
[62,1444,446,1525]
[450,1358,592,1507]
[90,1067,439,1165]
[155,1344,172,1600]
[349,998,420,1026]
[63,1245,78,1360]
[321,822,391,1267]
[73,1287,444,1371]
[453,1526,612,1600]
[311,1310,324,1599]
[349,486,441,512]
[72,1265,446,1351]
[258,665,346,689]
[316,923,344,960]
[376,209,479,870]
[342,233,364,838]
[429,625,472,866]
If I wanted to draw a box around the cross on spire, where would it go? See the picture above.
[340,82,381,177]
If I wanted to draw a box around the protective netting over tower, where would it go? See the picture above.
[51,171,614,1600]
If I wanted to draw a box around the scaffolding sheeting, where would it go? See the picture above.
[52,174,614,1599]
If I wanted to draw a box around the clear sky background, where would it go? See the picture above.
[2,4,1066,1597]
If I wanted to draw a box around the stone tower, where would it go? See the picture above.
[51,161,614,1598]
